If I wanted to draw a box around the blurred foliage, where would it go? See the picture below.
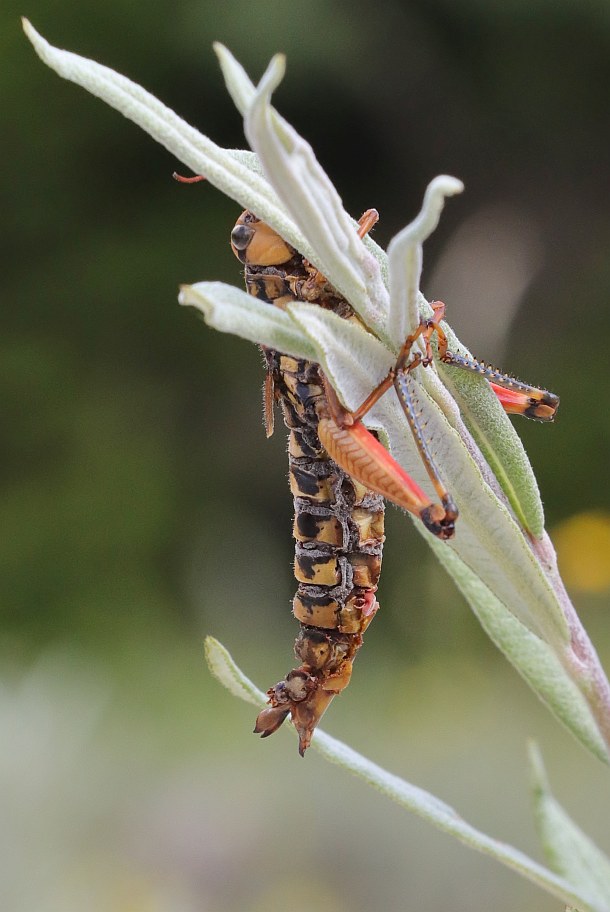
[2,0,610,908]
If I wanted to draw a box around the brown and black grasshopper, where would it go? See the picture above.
[229,207,559,755]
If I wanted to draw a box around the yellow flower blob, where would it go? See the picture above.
[553,511,610,593]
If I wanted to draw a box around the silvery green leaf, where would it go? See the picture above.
[430,543,608,762]
[213,42,257,116]
[243,52,391,339]
[179,282,317,360]
[387,174,464,346]
[529,743,610,905]
[22,19,307,262]
[214,43,390,293]
[205,637,605,912]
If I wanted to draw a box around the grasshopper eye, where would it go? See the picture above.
[230,223,254,251]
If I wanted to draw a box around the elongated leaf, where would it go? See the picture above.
[214,43,390,291]
[242,52,390,338]
[179,281,317,360]
[427,542,608,763]
[529,743,610,905]
[383,177,546,537]
[205,637,606,912]
[386,175,464,345]
[23,20,311,268]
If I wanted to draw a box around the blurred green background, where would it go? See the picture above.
[3,0,610,909]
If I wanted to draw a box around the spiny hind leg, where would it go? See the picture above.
[391,300,559,421]
[416,301,559,421]
[440,348,559,421]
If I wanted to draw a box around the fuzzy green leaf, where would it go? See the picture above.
[429,544,609,763]
[437,329,545,537]
[179,281,317,361]
[243,51,390,338]
[22,19,312,268]
[529,744,610,905]
[387,174,464,345]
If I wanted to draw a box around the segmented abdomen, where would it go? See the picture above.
[278,353,385,633]
[243,256,385,754]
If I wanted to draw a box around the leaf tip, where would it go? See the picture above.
[203,634,221,666]
[21,16,38,43]
[431,174,464,197]
[204,635,237,690]
[22,18,55,70]
[527,739,549,794]
[423,175,465,213]
[212,41,234,71]
[257,52,287,98]
[204,636,267,707]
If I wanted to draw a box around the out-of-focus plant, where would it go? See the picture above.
[24,20,610,909]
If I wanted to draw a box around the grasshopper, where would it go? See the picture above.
[228,206,558,754]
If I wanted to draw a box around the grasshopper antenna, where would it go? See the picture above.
[172,172,206,184]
